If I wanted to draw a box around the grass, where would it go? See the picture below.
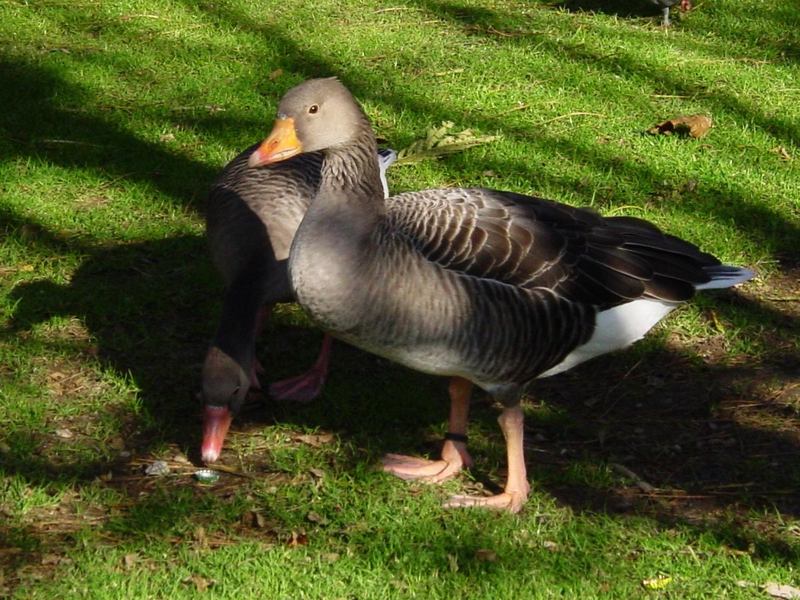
[1,0,799,597]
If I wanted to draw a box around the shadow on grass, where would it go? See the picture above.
[2,3,799,588]
[178,0,800,265]
[3,234,799,584]
[0,57,217,212]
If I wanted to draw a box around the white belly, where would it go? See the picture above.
[539,298,678,378]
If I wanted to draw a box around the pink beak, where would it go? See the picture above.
[201,405,232,463]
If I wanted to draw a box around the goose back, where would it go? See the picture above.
[206,144,323,303]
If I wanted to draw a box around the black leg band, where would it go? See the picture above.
[444,432,468,444]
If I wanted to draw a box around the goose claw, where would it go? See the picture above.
[444,491,527,513]
[268,369,326,402]
[381,454,463,483]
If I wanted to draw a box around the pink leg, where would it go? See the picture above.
[268,334,333,402]
[445,405,530,513]
[382,377,474,483]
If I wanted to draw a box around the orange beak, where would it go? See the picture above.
[248,117,302,167]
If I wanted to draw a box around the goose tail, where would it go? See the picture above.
[696,265,755,291]
[378,148,397,199]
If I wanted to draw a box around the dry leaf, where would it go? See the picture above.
[542,541,559,552]
[192,526,208,548]
[306,511,327,525]
[123,553,138,570]
[772,146,793,161]
[475,549,497,562]
[295,433,335,447]
[764,583,800,599]
[269,68,283,80]
[648,114,712,138]
[40,554,63,566]
[55,428,73,439]
[395,121,500,165]
[183,575,215,593]
[253,512,267,529]
[642,576,672,590]
[288,530,308,547]
[447,553,459,572]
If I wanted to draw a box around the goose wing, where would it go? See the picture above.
[386,188,719,308]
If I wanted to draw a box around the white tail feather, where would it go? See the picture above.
[696,266,755,291]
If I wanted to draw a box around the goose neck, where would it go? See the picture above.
[318,132,385,215]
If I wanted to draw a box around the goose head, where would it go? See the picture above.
[248,78,367,167]
[200,346,249,463]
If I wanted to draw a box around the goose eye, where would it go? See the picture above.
[308,104,319,114]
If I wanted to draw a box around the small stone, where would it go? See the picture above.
[145,460,170,476]
[55,428,73,439]
[542,541,559,552]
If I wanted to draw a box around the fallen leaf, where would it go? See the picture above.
[763,583,800,599]
[642,576,672,590]
[192,526,208,547]
[123,553,138,570]
[253,511,268,529]
[475,549,497,562]
[288,530,308,547]
[159,133,176,143]
[144,460,169,476]
[269,68,283,80]
[395,121,501,165]
[542,541,559,552]
[306,511,328,525]
[55,428,73,439]
[772,146,793,161]
[295,433,335,447]
[648,114,712,138]
[447,553,459,572]
[183,574,215,593]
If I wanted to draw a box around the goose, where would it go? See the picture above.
[650,0,691,26]
[201,142,396,464]
[248,77,753,512]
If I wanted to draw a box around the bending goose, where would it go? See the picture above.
[201,142,395,464]
[249,77,753,512]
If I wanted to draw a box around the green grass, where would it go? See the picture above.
[1,0,799,597]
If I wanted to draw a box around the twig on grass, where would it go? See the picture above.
[610,462,656,493]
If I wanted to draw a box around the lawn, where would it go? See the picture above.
[1,0,799,597]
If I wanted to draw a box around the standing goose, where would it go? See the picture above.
[650,0,691,26]
[249,77,753,512]
[201,142,395,464]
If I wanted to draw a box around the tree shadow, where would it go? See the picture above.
[0,56,218,212]
[173,0,799,270]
